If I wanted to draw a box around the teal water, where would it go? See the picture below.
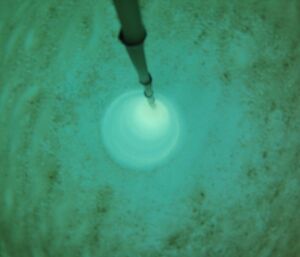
[0,0,299,256]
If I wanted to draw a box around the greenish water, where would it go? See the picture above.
[0,0,299,256]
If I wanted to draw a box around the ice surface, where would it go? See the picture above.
[0,0,299,256]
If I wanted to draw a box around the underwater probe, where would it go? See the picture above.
[112,0,155,106]
[102,0,181,170]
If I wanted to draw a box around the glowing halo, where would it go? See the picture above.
[101,91,181,170]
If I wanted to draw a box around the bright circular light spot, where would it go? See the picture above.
[101,91,181,170]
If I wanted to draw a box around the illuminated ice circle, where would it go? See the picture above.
[101,91,180,170]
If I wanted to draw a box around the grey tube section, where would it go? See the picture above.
[112,0,151,85]
[112,0,145,44]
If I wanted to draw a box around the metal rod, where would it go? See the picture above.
[112,0,155,104]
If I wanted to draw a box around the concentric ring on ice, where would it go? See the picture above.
[101,91,180,170]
